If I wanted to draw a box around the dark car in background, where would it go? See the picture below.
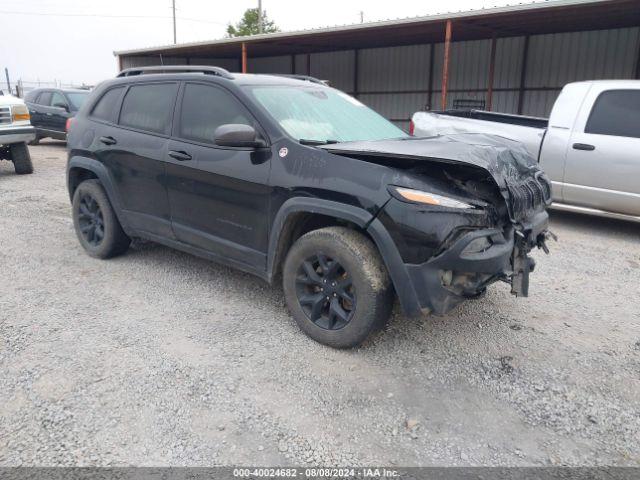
[24,88,90,144]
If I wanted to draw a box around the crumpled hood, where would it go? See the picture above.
[321,133,540,189]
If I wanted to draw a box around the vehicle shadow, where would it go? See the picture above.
[548,209,640,239]
[104,208,639,350]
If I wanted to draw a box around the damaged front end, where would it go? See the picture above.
[323,133,554,315]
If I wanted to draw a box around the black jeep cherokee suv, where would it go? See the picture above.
[66,66,552,348]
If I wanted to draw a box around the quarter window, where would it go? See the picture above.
[585,90,640,139]
[119,83,178,135]
[91,87,125,122]
[178,83,252,144]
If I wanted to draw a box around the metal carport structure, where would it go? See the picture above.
[115,0,640,128]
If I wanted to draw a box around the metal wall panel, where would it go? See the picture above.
[119,26,640,119]
[433,39,491,91]
[526,27,639,88]
[491,90,520,114]
[358,44,431,92]
[520,90,561,117]
[392,120,411,132]
[248,55,293,74]
[195,57,241,71]
[294,54,309,75]
[121,56,188,69]
[309,50,355,92]
[494,36,525,89]
[359,92,430,121]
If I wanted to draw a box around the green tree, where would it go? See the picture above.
[226,8,280,37]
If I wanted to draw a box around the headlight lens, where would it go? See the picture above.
[11,104,30,122]
[392,186,474,209]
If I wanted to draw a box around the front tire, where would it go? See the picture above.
[72,179,130,259]
[283,227,394,348]
[10,142,33,174]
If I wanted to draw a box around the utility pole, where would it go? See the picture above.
[172,0,177,44]
[258,0,263,34]
[360,11,364,23]
[4,68,11,95]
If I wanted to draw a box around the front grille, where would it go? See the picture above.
[508,173,552,221]
[0,106,11,125]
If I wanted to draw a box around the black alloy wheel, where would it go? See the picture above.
[77,193,105,247]
[295,252,356,330]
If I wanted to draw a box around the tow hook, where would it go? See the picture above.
[536,230,557,254]
[511,251,535,297]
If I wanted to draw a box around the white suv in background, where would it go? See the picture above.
[0,92,35,174]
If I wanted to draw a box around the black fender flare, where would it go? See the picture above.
[67,156,132,235]
[267,197,422,317]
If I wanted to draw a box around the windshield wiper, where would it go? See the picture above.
[299,139,339,146]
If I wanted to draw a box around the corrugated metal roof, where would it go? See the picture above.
[114,0,632,56]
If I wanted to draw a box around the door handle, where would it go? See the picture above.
[99,136,117,146]
[572,143,595,151]
[168,150,192,161]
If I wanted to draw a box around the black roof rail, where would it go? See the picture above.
[272,74,329,86]
[117,65,234,79]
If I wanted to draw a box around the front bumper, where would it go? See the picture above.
[0,126,36,145]
[404,210,549,314]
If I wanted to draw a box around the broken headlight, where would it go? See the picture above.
[390,186,474,209]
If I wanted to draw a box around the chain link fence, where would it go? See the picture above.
[5,79,93,98]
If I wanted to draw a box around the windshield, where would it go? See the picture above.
[67,92,89,110]
[247,85,406,143]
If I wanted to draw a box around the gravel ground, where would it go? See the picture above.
[1,142,639,467]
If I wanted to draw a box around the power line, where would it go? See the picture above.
[0,10,226,25]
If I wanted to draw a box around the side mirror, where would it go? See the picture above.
[53,102,69,112]
[214,124,266,148]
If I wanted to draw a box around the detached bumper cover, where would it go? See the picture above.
[0,126,36,145]
[405,211,549,315]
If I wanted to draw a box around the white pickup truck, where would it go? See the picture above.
[0,92,35,174]
[412,80,640,223]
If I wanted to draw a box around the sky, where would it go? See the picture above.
[1,0,518,87]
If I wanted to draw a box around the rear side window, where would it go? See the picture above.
[24,91,39,103]
[585,90,640,139]
[178,83,251,144]
[38,92,52,106]
[50,92,68,108]
[91,87,124,122]
[119,83,178,135]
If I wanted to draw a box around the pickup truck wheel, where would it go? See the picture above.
[10,142,34,174]
[283,227,394,348]
[72,179,130,259]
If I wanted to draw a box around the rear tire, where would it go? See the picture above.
[10,142,34,174]
[283,227,394,348]
[72,179,130,259]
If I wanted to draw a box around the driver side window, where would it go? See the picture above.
[178,83,252,145]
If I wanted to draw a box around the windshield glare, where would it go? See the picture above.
[67,92,89,110]
[248,86,406,143]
